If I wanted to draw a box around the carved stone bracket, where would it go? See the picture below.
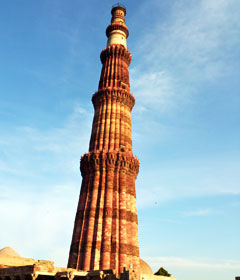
[106,22,129,39]
[92,89,135,111]
[80,152,139,177]
[100,45,131,65]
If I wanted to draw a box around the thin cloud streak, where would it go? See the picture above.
[144,256,240,270]
[0,182,78,266]
[136,158,240,208]
[181,208,215,217]
[131,0,240,113]
[0,103,93,264]
[131,69,179,113]
[0,104,92,178]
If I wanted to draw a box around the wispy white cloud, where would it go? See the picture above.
[0,103,93,266]
[131,69,179,113]
[0,103,92,178]
[144,0,239,72]
[131,0,240,113]
[0,182,78,266]
[0,160,18,174]
[144,256,240,270]
[230,201,240,208]
[136,158,240,208]
[181,208,215,217]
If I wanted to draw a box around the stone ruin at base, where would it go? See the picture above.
[0,4,176,280]
[0,247,175,280]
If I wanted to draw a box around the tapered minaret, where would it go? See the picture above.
[68,4,140,277]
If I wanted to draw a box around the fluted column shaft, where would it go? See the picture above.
[68,10,140,277]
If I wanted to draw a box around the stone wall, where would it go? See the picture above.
[0,255,36,268]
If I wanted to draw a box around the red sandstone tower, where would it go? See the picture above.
[68,4,140,277]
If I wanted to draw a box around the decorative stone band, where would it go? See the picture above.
[75,208,138,223]
[100,44,131,66]
[92,88,135,110]
[106,22,129,38]
[80,151,139,176]
[70,241,139,256]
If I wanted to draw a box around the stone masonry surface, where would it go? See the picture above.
[67,5,140,278]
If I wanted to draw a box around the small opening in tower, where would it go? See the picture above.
[120,145,125,152]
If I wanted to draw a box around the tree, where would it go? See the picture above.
[154,267,171,277]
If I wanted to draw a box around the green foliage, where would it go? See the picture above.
[154,267,171,277]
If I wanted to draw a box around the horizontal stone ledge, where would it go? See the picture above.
[100,44,131,65]
[80,151,139,173]
[106,23,129,38]
[92,88,135,110]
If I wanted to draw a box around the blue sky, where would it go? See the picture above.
[0,1,240,280]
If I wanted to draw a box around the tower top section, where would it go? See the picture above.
[111,3,126,17]
[106,3,129,48]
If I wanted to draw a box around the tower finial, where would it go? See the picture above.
[107,4,128,47]
[111,3,126,15]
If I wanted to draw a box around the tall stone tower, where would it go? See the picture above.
[68,4,140,277]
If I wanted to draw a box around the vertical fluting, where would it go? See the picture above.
[126,172,133,267]
[99,98,106,150]
[115,99,120,151]
[113,46,116,87]
[103,96,111,150]
[130,174,136,268]
[120,103,125,149]
[109,96,116,150]
[68,170,89,268]
[101,165,114,269]
[95,104,103,151]
[82,168,100,271]
[111,166,120,271]
[68,5,140,278]
[106,54,111,87]
[92,163,106,270]
[90,105,100,150]
[76,170,93,269]
[123,105,128,148]
[119,167,127,271]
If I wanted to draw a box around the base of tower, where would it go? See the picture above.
[0,259,176,280]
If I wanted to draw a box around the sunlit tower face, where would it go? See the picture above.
[68,4,140,278]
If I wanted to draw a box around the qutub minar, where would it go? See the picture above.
[0,4,176,280]
[68,3,139,276]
